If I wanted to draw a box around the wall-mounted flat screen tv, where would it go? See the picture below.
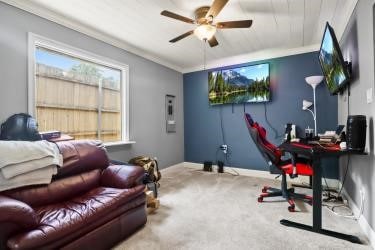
[208,63,270,105]
[318,22,350,95]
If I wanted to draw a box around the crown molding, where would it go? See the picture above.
[1,0,356,75]
[182,44,320,73]
[1,0,184,73]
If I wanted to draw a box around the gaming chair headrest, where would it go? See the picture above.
[244,112,281,165]
[244,113,254,127]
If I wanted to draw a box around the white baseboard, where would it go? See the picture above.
[182,162,339,189]
[342,189,375,248]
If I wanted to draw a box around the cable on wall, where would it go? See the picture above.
[338,154,350,197]
[203,39,207,70]
[263,103,282,139]
[339,84,351,197]
[219,106,226,145]
[322,84,356,218]
[216,106,239,176]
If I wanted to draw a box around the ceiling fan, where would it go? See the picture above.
[161,0,253,47]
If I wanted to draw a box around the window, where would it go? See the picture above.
[28,33,129,143]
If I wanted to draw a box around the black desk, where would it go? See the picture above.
[278,142,365,244]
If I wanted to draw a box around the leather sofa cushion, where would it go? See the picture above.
[101,165,145,189]
[7,185,145,250]
[54,140,109,179]
[3,170,101,207]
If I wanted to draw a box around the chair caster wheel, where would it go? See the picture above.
[288,205,295,212]
[262,187,268,193]
[258,197,263,203]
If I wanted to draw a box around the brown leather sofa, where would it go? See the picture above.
[0,140,147,250]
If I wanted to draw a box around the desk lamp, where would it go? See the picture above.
[303,75,324,136]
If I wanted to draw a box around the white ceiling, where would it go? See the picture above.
[2,0,358,73]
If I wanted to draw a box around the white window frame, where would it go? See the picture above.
[28,33,133,145]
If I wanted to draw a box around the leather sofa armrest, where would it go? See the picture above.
[101,165,145,189]
[0,195,38,228]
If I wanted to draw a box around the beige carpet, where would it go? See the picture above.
[114,166,372,250]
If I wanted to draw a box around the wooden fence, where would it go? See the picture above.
[35,64,121,142]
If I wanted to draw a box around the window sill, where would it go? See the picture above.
[104,140,136,147]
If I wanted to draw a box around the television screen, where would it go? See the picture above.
[208,63,270,105]
[318,22,350,95]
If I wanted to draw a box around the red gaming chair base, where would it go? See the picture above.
[258,185,312,212]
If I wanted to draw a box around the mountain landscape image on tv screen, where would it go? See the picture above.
[319,26,347,93]
[208,63,270,105]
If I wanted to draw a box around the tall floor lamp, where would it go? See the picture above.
[295,75,324,190]
[302,75,324,136]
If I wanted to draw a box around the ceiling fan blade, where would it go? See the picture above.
[169,30,194,43]
[161,10,195,24]
[206,0,229,18]
[208,36,219,47]
[216,20,253,29]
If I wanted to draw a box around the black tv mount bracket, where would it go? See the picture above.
[339,61,352,96]
[345,61,352,77]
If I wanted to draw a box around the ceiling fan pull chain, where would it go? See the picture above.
[203,39,207,70]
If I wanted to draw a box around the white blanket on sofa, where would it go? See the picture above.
[0,140,62,179]
[0,165,57,192]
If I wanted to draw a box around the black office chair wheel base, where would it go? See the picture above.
[258,196,264,203]
[288,205,295,212]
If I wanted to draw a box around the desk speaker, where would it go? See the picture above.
[346,115,366,152]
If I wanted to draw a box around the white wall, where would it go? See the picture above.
[0,2,184,168]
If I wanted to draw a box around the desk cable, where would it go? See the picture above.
[323,86,357,219]
[322,152,364,220]
[323,185,364,221]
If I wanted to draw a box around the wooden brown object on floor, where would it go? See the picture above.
[145,189,159,213]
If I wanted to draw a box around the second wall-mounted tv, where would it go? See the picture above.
[208,63,270,105]
[318,22,350,95]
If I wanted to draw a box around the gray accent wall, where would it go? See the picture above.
[183,52,339,178]
[338,0,375,231]
[0,2,184,168]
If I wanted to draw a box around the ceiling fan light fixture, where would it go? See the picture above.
[194,24,216,40]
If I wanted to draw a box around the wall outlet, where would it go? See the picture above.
[220,144,228,154]
[366,88,373,104]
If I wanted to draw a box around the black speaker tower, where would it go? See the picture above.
[346,115,366,152]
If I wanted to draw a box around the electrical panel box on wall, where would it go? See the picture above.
[166,95,176,133]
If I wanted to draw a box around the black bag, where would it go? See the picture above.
[0,113,42,141]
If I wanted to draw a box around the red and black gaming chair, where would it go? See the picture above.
[244,113,313,212]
